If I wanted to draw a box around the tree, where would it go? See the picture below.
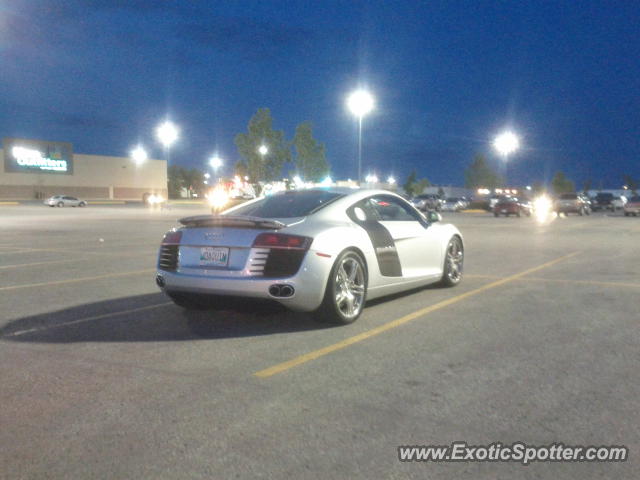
[292,122,329,182]
[403,170,431,196]
[464,154,503,189]
[551,171,575,194]
[167,165,185,198]
[167,166,205,198]
[403,170,418,196]
[182,168,205,198]
[234,108,290,182]
[417,178,431,194]
[234,160,248,178]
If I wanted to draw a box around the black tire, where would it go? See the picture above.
[79,202,86,207]
[440,236,464,287]
[314,250,367,325]
[57,202,64,207]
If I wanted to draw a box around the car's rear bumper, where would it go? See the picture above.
[156,250,332,312]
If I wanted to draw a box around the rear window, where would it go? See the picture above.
[560,194,577,199]
[596,193,614,199]
[227,190,344,218]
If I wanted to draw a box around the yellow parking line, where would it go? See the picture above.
[254,252,580,378]
[468,274,640,289]
[0,201,20,205]
[522,276,640,289]
[2,302,172,337]
[0,268,155,292]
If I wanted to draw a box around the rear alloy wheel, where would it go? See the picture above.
[315,250,367,325]
[440,236,464,287]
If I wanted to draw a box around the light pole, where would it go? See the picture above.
[130,145,148,165]
[493,131,519,186]
[347,89,375,184]
[156,120,179,165]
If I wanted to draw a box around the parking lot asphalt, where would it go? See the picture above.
[1,204,639,479]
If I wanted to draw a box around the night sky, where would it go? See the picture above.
[1,0,638,188]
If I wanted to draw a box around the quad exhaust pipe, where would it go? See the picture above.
[269,284,295,298]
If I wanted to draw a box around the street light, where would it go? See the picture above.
[493,131,519,185]
[209,156,223,170]
[209,156,223,182]
[131,145,148,165]
[156,120,179,164]
[347,89,375,184]
[258,144,268,156]
[387,176,396,185]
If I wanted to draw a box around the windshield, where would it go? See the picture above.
[227,190,343,218]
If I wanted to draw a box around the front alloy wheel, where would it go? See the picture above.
[316,250,367,324]
[440,236,464,287]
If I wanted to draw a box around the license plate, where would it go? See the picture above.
[199,247,229,267]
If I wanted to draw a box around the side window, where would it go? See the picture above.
[369,195,422,222]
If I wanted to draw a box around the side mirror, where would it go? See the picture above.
[427,211,442,223]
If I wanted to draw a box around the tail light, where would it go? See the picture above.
[252,233,311,250]
[252,233,312,278]
[162,230,182,244]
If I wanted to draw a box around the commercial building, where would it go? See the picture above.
[0,137,167,201]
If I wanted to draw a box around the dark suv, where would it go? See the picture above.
[592,192,615,211]
[554,193,591,216]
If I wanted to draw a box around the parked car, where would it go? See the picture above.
[612,195,628,211]
[623,196,640,216]
[554,193,591,216]
[493,196,532,217]
[591,192,615,211]
[411,193,442,211]
[156,188,464,324]
[44,195,87,207]
[441,197,466,212]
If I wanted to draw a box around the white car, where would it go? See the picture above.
[44,195,87,207]
[441,197,466,212]
[156,188,464,324]
[612,195,628,210]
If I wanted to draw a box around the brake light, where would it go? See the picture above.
[253,233,312,250]
[162,230,182,244]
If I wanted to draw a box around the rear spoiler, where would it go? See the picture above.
[178,215,286,230]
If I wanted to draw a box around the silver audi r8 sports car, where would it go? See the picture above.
[156,188,464,324]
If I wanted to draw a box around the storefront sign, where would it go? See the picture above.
[3,138,73,175]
